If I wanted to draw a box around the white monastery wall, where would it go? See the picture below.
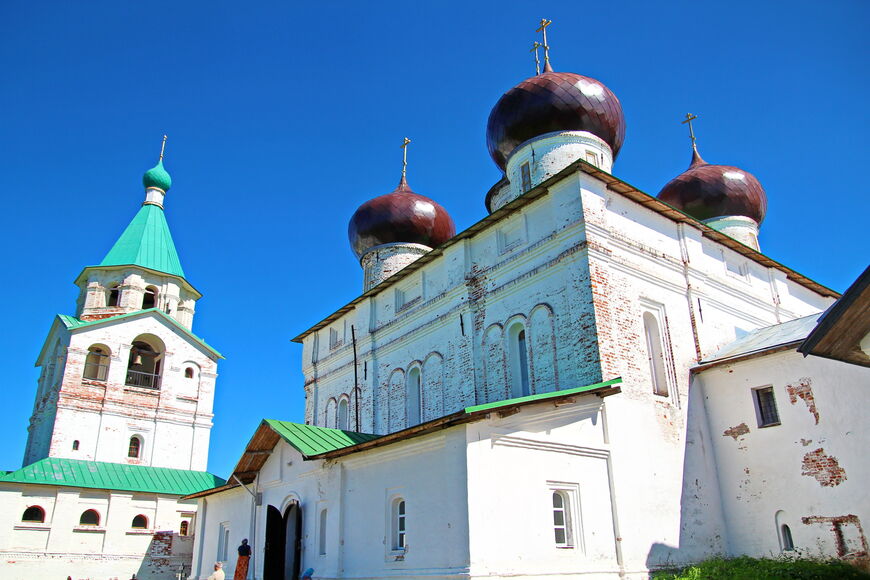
[0,483,195,579]
[25,314,218,470]
[697,351,870,560]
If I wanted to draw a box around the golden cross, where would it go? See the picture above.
[400,137,411,178]
[159,134,168,162]
[681,113,698,147]
[536,19,552,70]
[530,42,542,75]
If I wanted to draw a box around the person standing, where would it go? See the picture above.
[234,539,252,580]
[207,562,225,580]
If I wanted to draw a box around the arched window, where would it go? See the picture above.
[131,514,148,529]
[319,508,328,555]
[184,367,194,379]
[79,509,100,526]
[72,440,80,451]
[552,491,573,547]
[338,398,349,430]
[324,398,337,428]
[643,312,669,396]
[392,498,406,551]
[508,323,530,398]
[22,506,45,523]
[142,286,158,310]
[180,520,189,536]
[126,336,163,389]
[107,284,121,307]
[781,524,794,551]
[128,436,142,459]
[83,345,110,381]
[406,367,422,427]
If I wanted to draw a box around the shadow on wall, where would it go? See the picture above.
[134,532,194,580]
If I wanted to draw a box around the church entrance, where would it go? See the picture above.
[263,503,302,580]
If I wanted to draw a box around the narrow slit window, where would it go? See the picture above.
[781,524,794,551]
[643,312,669,396]
[72,440,79,451]
[180,520,189,536]
[552,491,573,548]
[128,436,142,459]
[338,399,349,430]
[520,162,532,192]
[406,368,421,427]
[108,285,121,307]
[319,508,328,555]
[393,499,406,550]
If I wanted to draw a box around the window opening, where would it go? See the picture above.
[520,162,532,192]
[552,491,573,547]
[755,386,780,426]
[643,312,669,396]
[184,367,194,379]
[142,286,158,310]
[509,324,531,398]
[22,506,45,523]
[393,499,406,550]
[131,515,148,529]
[781,524,794,551]
[107,285,120,307]
[319,508,328,555]
[79,509,100,526]
[517,329,530,396]
[584,151,599,167]
[406,368,421,427]
[180,520,189,536]
[338,399,349,430]
[128,436,142,459]
[83,346,110,381]
[72,440,80,451]
[126,339,162,389]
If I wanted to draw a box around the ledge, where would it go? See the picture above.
[14,523,51,531]
[73,525,106,533]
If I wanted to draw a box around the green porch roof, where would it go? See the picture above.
[56,309,222,358]
[463,378,623,414]
[264,420,381,457]
[0,457,225,495]
[99,203,185,278]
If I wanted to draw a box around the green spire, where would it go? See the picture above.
[143,160,172,192]
[99,203,185,278]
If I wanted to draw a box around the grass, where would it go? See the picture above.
[652,555,870,580]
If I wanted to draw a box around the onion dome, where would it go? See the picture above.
[143,160,172,192]
[486,70,626,169]
[348,176,456,259]
[657,147,767,224]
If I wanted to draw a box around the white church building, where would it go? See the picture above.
[183,33,870,580]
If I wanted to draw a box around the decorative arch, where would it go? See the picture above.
[422,352,445,421]
[388,369,406,432]
[482,324,506,403]
[337,395,350,430]
[505,316,530,398]
[405,363,423,427]
[529,304,558,394]
[324,398,337,429]
[83,344,111,381]
[126,334,165,390]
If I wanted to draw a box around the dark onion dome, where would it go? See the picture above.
[486,70,626,170]
[657,148,767,224]
[348,176,456,259]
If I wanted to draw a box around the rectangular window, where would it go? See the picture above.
[319,508,328,555]
[329,328,339,350]
[520,162,532,192]
[393,499,406,550]
[754,386,780,427]
[584,151,598,167]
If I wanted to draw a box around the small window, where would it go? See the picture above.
[128,436,142,459]
[754,386,780,427]
[552,491,573,548]
[83,345,110,381]
[107,285,121,307]
[520,162,532,192]
[72,440,80,451]
[131,514,148,529]
[142,286,158,310]
[584,151,599,167]
[184,367,194,379]
[392,499,406,551]
[79,509,100,526]
[22,506,45,523]
[180,520,189,536]
[319,508,328,555]
[338,399,349,431]
[329,328,340,349]
[781,524,794,551]
[643,312,669,396]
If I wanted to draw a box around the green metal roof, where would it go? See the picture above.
[99,203,185,278]
[0,458,225,495]
[464,378,623,414]
[56,309,222,358]
[264,420,380,457]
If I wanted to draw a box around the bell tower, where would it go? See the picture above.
[23,144,222,471]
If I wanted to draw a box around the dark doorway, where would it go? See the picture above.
[284,502,303,580]
[263,505,285,580]
[263,502,303,580]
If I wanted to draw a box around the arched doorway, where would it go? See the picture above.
[263,502,302,580]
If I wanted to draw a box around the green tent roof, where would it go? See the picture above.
[99,203,185,278]
[0,457,225,495]
[264,420,381,457]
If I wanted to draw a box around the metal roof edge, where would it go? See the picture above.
[34,317,69,367]
[181,482,242,501]
[292,159,837,344]
[798,265,870,357]
[692,341,802,373]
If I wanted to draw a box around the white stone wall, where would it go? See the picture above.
[0,483,196,580]
[696,351,870,560]
[24,313,219,471]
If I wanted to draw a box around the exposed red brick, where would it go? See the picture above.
[802,515,868,558]
[722,423,749,440]
[787,377,819,424]
[801,448,847,487]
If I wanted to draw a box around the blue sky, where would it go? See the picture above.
[1,0,867,478]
